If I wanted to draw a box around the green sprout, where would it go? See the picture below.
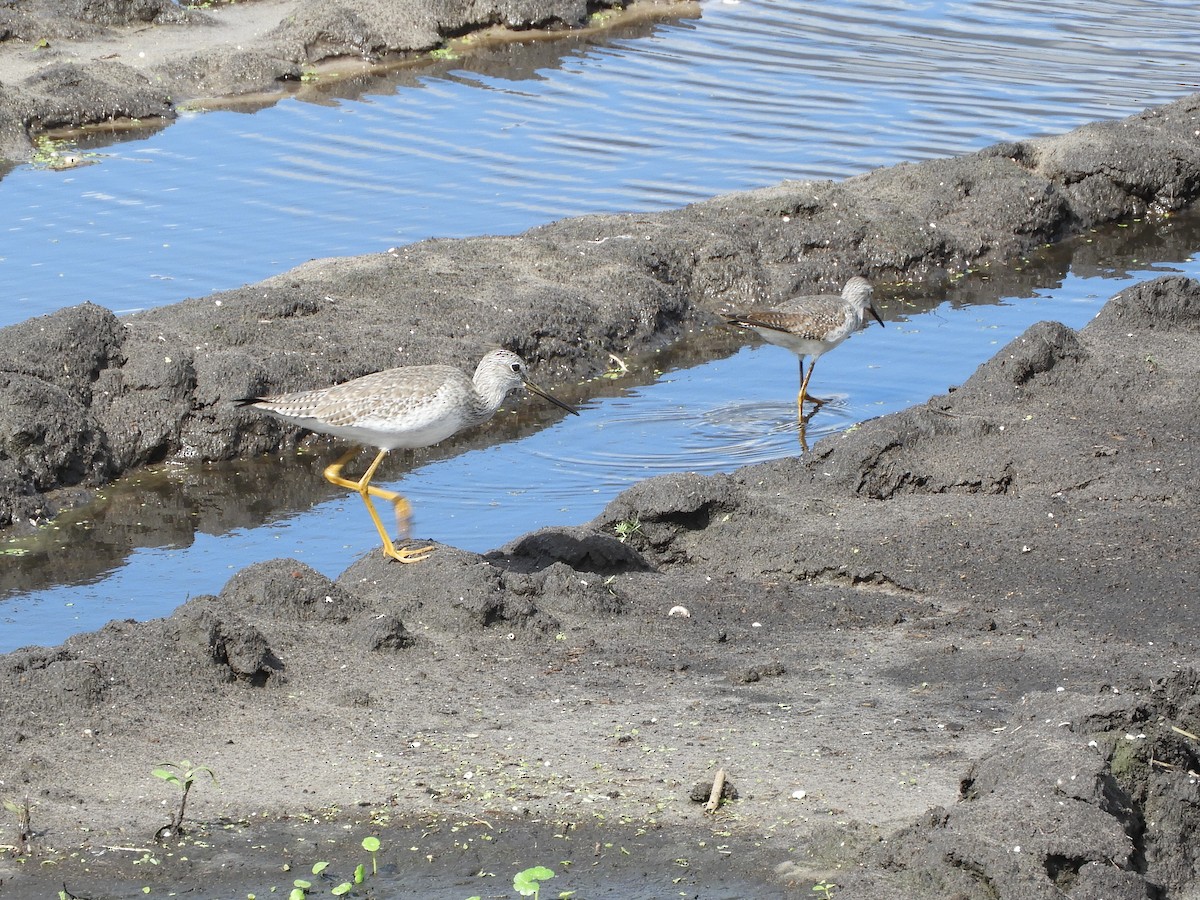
[304,836,383,896]
[3,797,31,855]
[152,759,217,836]
[514,865,555,899]
[362,835,381,874]
[813,880,837,898]
[31,135,101,171]
[614,517,642,543]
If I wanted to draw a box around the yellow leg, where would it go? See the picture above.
[794,361,816,450]
[323,448,434,563]
[796,359,807,419]
[798,359,827,412]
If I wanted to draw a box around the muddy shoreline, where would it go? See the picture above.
[0,0,700,163]
[2,4,1200,897]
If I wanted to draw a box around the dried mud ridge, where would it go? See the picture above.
[0,0,684,162]
[2,276,1199,898]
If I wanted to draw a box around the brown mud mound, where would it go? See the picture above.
[2,277,1199,898]
[0,0,686,162]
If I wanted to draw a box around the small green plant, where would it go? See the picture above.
[31,136,64,167]
[613,517,642,543]
[300,836,383,896]
[430,47,459,60]
[513,865,555,899]
[31,135,100,170]
[311,859,357,896]
[152,759,217,836]
[602,353,629,379]
[466,862,564,900]
[812,880,837,898]
[362,835,381,875]
[3,797,31,855]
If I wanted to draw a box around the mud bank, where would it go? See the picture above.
[0,0,700,162]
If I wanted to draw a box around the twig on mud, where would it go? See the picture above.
[924,402,962,418]
[98,844,156,853]
[705,769,727,814]
[1150,758,1198,777]
[1170,724,1199,742]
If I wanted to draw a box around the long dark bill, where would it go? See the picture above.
[525,380,580,416]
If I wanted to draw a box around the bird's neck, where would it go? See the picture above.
[472,376,513,416]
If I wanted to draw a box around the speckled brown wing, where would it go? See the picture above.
[724,294,850,341]
[242,364,479,447]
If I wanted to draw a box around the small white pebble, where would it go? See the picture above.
[791,789,807,800]
[668,606,690,618]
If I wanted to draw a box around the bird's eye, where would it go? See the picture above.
[510,363,521,373]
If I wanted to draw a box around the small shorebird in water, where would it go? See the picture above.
[240,349,579,563]
[722,276,884,418]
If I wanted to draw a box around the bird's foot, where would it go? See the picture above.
[383,543,435,564]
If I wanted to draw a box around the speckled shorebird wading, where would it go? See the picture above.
[723,276,884,416]
[239,349,579,563]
